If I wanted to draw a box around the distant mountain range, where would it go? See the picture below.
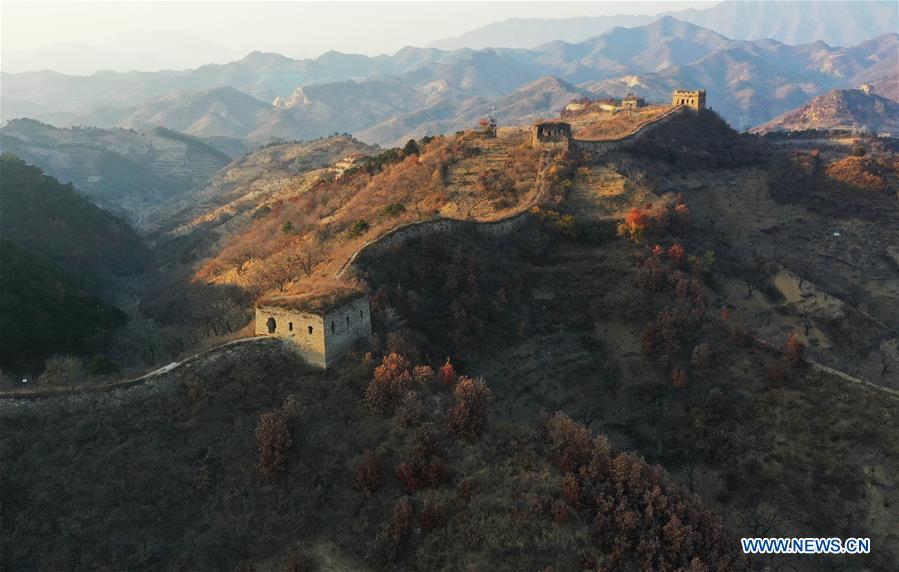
[430,1,898,51]
[0,118,235,225]
[752,89,899,134]
[2,17,897,146]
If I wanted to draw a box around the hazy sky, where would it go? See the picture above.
[1,1,710,74]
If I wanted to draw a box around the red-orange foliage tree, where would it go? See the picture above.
[255,410,293,474]
[440,357,456,387]
[364,352,414,415]
[447,376,492,439]
[784,333,806,367]
[667,243,686,265]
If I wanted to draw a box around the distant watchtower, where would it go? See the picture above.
[672,89,706,111]
[255,287,372,369]
[532,121,572,150]
[621,93,645,111]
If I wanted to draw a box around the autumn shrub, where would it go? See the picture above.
[561,472,582,506]
[255,410,293,474]
[766,363,787,384]
[671,368,688,388]
[784,333,806,367]
[642,307,683,367]
[547,411,596,472]
[394,426,449,493]
[635,254,669,292]
[412,365,435,385]
[284,550,316,572]
[86,355,120,376]
[348,219,369,238]
[37,356,86,386]
[447,376,492,439]
[552,501,571,525]
[530,206,581,239]
[378,497,413,564]
[383,203,406,217]
[666,243,686,265]
[435,358,455,387]
[418,494,448,531]
[394,391,423,428]
[356,450,382,495]
[395,462,421,493]
[457,478,473,503]
[364,352,414,415]
[545,413,749,571]
[617,207,649,243]
[691,343,712,370]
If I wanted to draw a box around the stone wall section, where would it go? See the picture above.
[338,211,533,279]
[571,105,688,157]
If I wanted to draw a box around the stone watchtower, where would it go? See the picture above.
[255,287,372,369]
[672,89,706,111]
[532,121,572,150]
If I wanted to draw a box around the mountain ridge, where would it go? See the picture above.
[3,19,896,145]
[752,88,899,134]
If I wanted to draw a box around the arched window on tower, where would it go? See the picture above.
[308,325,313,335]
[266,317,276,333]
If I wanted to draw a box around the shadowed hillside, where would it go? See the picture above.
[0,154,149,370]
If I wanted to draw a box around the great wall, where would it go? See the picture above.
[339,104,692,280]
[3,98,896,406]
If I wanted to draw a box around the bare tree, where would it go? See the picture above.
[799,309,815,337]
[880,340,899,378]
[290,239,330,278]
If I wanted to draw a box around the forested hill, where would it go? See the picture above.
[0,154,151,371]
[0,153,151,277]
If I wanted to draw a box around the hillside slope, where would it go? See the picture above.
[0,337,751,570]
[0,119,232,226]
[0,153,150,276]
[753,89,899,134]
[120,86,274,140]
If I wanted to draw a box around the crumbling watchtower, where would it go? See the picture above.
[532,121,572,150]
[255,287,372,369]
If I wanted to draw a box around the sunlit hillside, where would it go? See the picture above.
[195,129,573,297]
